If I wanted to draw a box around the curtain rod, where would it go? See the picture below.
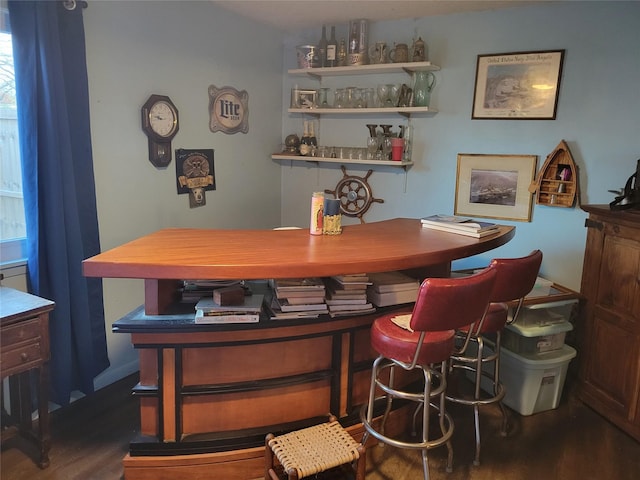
[63,1,88,11]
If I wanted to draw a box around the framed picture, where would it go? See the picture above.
[296,89,317,109]
[472,50,564,119]
[455,153,537,222]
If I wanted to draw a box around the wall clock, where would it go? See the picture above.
[141,94,179,167]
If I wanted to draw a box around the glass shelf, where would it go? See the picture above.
[288,61,440,78]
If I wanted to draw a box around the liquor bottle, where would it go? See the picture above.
[337,38,347,66]
[299,121,312,156]
[318,25,328,68]
[308,121,318,156]
[326,26,337,67]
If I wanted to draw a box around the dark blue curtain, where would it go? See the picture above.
[9,0,109,406]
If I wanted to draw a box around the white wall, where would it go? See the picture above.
[83,1,284,388]
[280,1,640,291]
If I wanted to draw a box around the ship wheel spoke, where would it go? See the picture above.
[324,167,384,222]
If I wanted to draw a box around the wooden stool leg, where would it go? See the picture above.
[265,433,278,480]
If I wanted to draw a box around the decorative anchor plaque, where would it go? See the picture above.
[208,85,249,134]
[176,148,216,208]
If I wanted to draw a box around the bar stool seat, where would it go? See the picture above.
[265,415,366,480]
[360,268,498,480]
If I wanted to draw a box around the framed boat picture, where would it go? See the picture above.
[472,50,564,119]
[455,153,537,222]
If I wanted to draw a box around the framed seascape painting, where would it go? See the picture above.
[455,154,537,222]
[472,50,564,119]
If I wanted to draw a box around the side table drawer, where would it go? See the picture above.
[1,341,44,375]
[1,318,41,347]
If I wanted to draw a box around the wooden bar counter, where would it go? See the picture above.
[83,218,514,480]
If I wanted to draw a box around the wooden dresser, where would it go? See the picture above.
[579,205,640,441]
[0,286,55,468]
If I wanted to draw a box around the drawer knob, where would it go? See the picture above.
[21,352,29,362]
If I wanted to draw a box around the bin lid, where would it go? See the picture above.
[500,344,577,365]
[505,319,573,337]
[523,298,578,310]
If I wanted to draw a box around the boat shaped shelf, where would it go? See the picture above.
[530,140,579,207]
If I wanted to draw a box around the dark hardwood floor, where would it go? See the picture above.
[1,373,639,480]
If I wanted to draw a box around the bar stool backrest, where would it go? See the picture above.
[409,267,497,333]
[488,249,543,303]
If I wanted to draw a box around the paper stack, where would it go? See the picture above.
[420,214,499,238]
[195,294,264,323]
[367,271,420,307]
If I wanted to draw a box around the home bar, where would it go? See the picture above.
[82,218,514,480]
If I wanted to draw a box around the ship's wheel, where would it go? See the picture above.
[324,166,384,223]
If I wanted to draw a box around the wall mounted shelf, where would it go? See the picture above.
[288,106,437,118]
[288,61,440,78]
[272,153,413,169]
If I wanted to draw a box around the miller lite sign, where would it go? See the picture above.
[208,85,249,134]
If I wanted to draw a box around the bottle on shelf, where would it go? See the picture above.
[318,25,328,68]
[326,26,337,67]
[337,38,347,66]
[308,121,318,156]
[300,120,312,156]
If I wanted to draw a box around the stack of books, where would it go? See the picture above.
[420,214,499,238]
[367,271,420,307]
[194,294,264,323]
[180,279,242,303]
[324,274,375,317]
[270,278,328,318]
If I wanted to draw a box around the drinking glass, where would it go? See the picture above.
[367,136,380,160]
[384,84,396,107]
[318,88,330,108]
[352,88,365,108]
[377,84,389,108]
[363,88,376,108]
[334,88,345,108]
[381,136,392,160]
[389,84,401,107]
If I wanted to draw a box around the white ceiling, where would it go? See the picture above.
[211,0,547,32]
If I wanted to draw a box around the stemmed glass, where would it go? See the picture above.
[376,84,389,108]
[389,84,401,107]
[366,136,380,160]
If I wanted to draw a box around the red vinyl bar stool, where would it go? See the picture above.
[360,268,497,480]
[446,250,542,466]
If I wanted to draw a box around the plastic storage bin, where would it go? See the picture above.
[525,276,554,298]
[497,345,576,415]
[514,299,578,327]
[503,320,573,354]
[468,343,577,415]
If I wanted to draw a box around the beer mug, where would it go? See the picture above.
[389,43,409,63]
[368,42,388,64]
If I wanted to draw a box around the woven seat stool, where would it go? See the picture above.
[265,415,366,480]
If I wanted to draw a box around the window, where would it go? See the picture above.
[0,6,27,269]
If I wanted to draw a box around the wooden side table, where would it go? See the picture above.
[0,286,55,468]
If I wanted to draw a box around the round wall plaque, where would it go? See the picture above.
[208,85,249,134]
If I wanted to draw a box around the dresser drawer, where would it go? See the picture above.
[1,317,42,348]
[1,342,44,376]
